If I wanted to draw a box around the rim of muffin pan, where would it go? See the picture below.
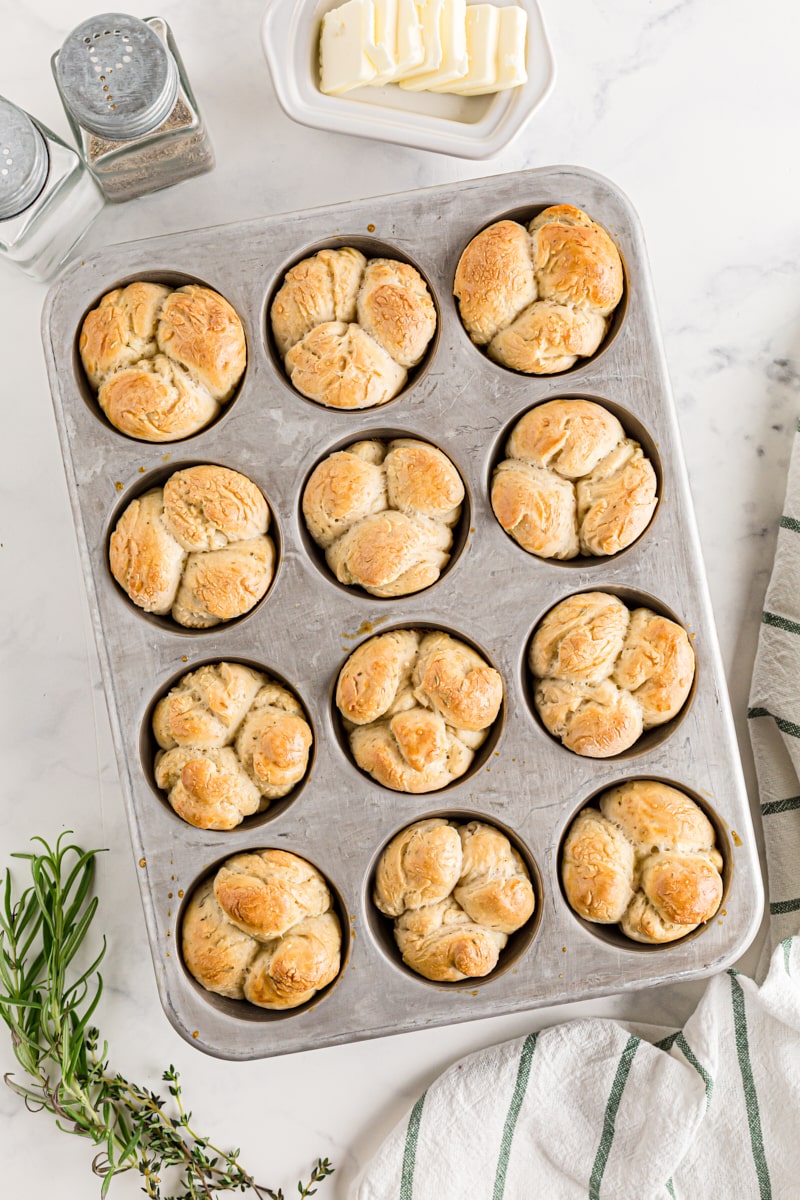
[452,202,629,379]
[520,587,699,762]
[329,620,507,794]
[487,393,664,570]
[554,776,733,953]
[176,848,351,1022]
[104,459,282,636]
[262,235,441,413]
[297,426,473,601]
[364,808,544,990]
[73,270,250,444]
[139,655,317,833]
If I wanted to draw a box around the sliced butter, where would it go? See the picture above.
[393,0,426,77]
[396,0,446,81]
[429,4,498,93]
[320,0,377,94]
[364,0,399,85]
[399,0,468,90]
[455,6,528,95]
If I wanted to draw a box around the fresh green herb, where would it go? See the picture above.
[0,833,334,1199]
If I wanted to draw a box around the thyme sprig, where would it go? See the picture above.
[0,833,334,1199]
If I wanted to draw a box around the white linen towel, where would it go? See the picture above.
[353,425,800,1200]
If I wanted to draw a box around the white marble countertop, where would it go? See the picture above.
[1,1,798,1195]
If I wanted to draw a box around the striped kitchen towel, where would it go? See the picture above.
[353,431,800,1200]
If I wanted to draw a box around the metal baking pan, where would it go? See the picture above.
[41,166,764,1060]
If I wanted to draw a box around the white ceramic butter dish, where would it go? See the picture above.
[260,0,556,159]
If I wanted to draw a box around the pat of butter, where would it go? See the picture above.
[319,0,377,95]
[456,5,527,95]
[390,0,425,79]
[399,0,468,90]
[396,0,446,81]
[364,0,398,85]
[429,4,498,93]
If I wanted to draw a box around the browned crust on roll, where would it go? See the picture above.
[453,205,624,375]
[529,593,694,757]
[560,781,724,944]
[80,281,246,441]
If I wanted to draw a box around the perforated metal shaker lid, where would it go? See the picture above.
[55,13,178,141]
[0,97,49,221]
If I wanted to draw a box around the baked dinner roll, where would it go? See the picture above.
[336,630,503,792]
[271,247,436,408]
[153,663,313,830]
[181,851,342,1009]
[561,781,724,944]
[303,438,465,597]
[374,818,535,981]
[79,281,246,441]
[492,399,657,560]
[109,464,275,628]
[454,205,623,374]
[529,592,695,757]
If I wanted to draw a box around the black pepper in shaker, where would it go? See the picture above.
[52,13,214,203]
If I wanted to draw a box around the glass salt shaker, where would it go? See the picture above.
[52,13,215,203]
[0,96,103,282]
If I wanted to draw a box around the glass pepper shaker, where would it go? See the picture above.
[0,96,103,282]
[52,13,215,203]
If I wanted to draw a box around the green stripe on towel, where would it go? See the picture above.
[589,1035,639,1200]
[399,1090,426,1200]
[770,897,800,915]
[665,1180,676,1198]
[675,1033,714,1109]
[746,707,800,739]
[761,795,800,814]
[783,937,793,974]
[492,1033,538,1199]
[779,515,800,533]
[762,610,800,635]
[729,973,772,1199]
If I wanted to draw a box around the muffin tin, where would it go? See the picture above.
[41,166,763,1059]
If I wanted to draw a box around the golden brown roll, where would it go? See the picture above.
[270,247,366,357]
[529,592,694,757]
[181,852,342,1009]
[561,781,724,944]
[110,465,275,629]
[153,663,312,830]
[271,248,436,408]
[303,438,464,597]
[492,399,657,560]
[375,817,535,981]
[454,821,536,934]
[356,259,438,368]
[374,818,463,916]
[336,630,503,792]
[454,204,623,374]
[285,321,407,410]
[79,281,246,441]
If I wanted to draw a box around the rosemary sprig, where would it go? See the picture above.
[0,833,334,1200]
